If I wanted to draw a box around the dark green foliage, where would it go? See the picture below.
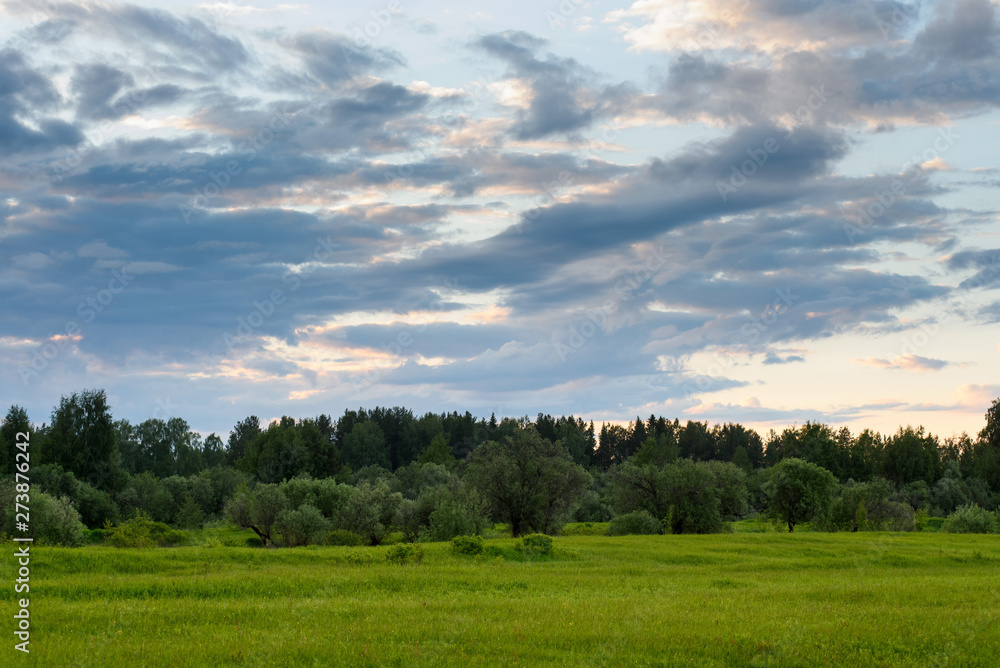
[417,432,456,468]
[515,533,553,556]
[764,458,837,532]
[0,480,86,546]
[32,464,119,528]
[227,416,262,466]
[385,543,424,564]
[339,480,402,546]
[238,417,338,483]
[881,426,941,486]
[452,534,485,555]
[106,513,189,548]
[44,389,121,491]
[0,405,31,476]
[174,495,205,530]
[324,529,363,546]
[224,484,288,546]
[610,459,736,534]
[942,504,998,534]
[608,510,661,536]
[117,472,174,523]
[465,427,591,536]
[341,421,390,471]
[275,503,330,546]
[823,478,914,532]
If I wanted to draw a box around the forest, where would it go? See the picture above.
[3,388,1000,547]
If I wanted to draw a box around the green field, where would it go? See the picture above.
[6,532,1000,666]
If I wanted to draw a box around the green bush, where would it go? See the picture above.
[516,533,553,556]
[324,529,363,546]
[560,522,609,536]
[386,543,424,564]
[943,504,998,534]
[452,534,485,555]
[608,510,662,536]
[481,545,505,559]
[106,514,189,548]
[0,483,86,546]
[275,504,330,546]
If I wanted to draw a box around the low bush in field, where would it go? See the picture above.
[106,514,190,548]
[608,510,662,536]
[516,533,553,556]
[452,534,485,555]
[324,529,364,546]
[560,522,609,536]
[943,505,998,534]
[386,543,424,564]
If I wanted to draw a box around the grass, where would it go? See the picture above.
[4,532,999,666]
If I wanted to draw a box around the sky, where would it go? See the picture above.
[1,0,999,439]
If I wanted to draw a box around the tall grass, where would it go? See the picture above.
[3,533,998,666]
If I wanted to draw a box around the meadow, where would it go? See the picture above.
[5,528,1000,667]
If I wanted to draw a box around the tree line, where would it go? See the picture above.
[2,389,999,546]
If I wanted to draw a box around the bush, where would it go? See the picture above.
[943,504,998,534]
[516,533,553,556]
[452,534,485,555]
[106,514,189,548]
[560,522,609,536]
[0,483,86,546]
[275,504,330,547]
[608,510,662,536]
[324,529,363,546]
[386,543,424,564]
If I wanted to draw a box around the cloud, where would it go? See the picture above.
[853,354,957,372]
[290,31,405,85]
[475,31,633,139]
[78,241,129,258]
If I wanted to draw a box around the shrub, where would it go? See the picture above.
[560,522,609,536]
[516,533,553,556]
[107,514,189,548]
[943,504,998,534]
[175,495,205,530]
[386,543,424,564]
[275,504,330,547]
[608,510,662,536]
[481,545,505,559]
[0,483,86,546]
[324,529,363,546]
[452,534,485,556]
